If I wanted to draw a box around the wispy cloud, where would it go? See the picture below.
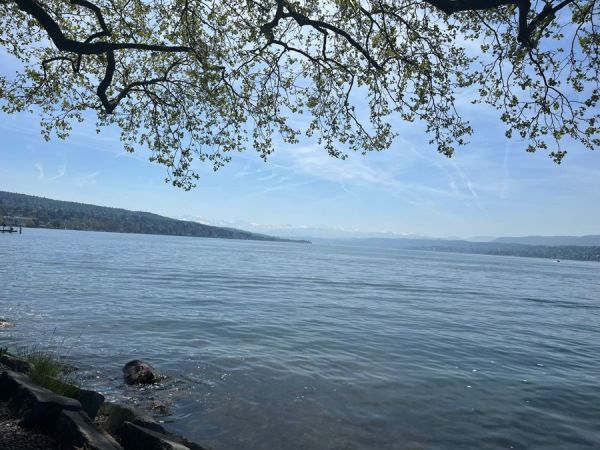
[275,145,481,206]
[50,165,66,180]
[450,160,479,201]
[283,146,401,190]
[75,171,99,187]
[35,163,44,179]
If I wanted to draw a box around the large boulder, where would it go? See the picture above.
[55,410,123,450]
[119,422,209,450]
[119,422,190,450]
[34,375,105,420]
[97,402,209,450]
[97,403,138,435]
[0,370,81,429]
[123,360,160,386]
[78,388,105,420]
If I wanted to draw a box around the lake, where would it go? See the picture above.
[1,229,599,449]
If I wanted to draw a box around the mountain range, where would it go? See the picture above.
[2,191,598,261]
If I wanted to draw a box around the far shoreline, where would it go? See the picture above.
[17,225,312,245]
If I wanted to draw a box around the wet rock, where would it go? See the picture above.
[97,402,208,450]
[130,415,167,434]
[28,375,104,419]
[120,421,206,450]
[123,360,160,385]
[0,370,81,429]
[78,388,105,420]
[55,409,123,450]
[149,400,172,416]
[61,362,79,374]
[98,401,167,434]
[0,319,14,329]
[97,402,138,435]
[119,421,186,450]
[0,354,31,373]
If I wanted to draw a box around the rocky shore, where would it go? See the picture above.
[0,353,209,450]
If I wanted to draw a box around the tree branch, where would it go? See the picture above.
[527,0,577,36]
[424,0,520,14]
[13,0,192,113]
[281,6,382,70]
[14,0,191,55]
[424,0,573,47]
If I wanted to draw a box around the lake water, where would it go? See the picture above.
[1,229,599,449]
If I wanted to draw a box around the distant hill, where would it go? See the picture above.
[0,191,308,243]
[324,237,600,262]
[493,235,600,246]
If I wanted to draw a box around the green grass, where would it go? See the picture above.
[17,347,80,399]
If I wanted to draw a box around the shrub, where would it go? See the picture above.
[18,347,80,398]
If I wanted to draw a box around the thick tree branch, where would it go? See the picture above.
[14,0,191,55]
[259,0,381,69]
[517,0,532,45]
[425,0,574,47]
[260,0,284,37]
[424,0,520,14]
[110,60,181,110]
[527,0,577,35]
[96,49,116,112]
[281,8,382,70]
[70,0,110,35]
[13,0,191,113]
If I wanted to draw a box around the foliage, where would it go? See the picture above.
[0,0,598,188]
[18,347,80,398]
[0,347,8,357]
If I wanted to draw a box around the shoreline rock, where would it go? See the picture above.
[0,354,32,373]
[1,354,210,450]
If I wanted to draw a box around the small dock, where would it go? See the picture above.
[1,223,22,234]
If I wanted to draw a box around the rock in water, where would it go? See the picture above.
[0,319,14,329]
[122,360,159,385]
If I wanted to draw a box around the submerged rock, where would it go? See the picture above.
[149,400,171,416]
[123,360,160,386]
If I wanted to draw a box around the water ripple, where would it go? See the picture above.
[1,229,599,449]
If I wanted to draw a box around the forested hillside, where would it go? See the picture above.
[336,238,600,262]
[493,235,600,246]
[0,191,306,242]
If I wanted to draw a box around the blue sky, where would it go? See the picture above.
[1,56,599,238]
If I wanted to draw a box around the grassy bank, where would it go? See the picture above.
[15,347,79,398]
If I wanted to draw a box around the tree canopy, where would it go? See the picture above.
[1,0,598,188]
